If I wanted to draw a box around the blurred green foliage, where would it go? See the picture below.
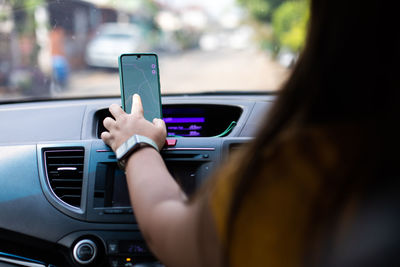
[238,0,285,21]
[238,0,309,53]
[272,1,308,52]
[7,0,45,34]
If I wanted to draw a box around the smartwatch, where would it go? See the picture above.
[116,134,159,169]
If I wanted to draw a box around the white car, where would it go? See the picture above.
[85,23,148,68]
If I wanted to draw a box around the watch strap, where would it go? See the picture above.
[116,135,159,169]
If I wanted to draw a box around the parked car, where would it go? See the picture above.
[85,23,149,68]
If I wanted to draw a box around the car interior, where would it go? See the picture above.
[0,93,274,266]
[2,0,398,267]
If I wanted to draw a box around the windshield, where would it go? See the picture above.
[0,0,308,101]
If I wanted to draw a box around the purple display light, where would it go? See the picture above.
[167,126,181,130]
[165,117,205,137]
[189,125,202,130]
[163,117,205,123]
[188,131,201,136]
[168,125,203,131]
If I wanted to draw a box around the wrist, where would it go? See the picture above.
[125,146,159,169]
[116,134,159,169]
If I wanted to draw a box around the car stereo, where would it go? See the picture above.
[86,140,216,223]
[93,162,131,208]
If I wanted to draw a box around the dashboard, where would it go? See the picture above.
[0,94,275,267]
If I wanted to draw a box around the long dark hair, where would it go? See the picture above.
[225,0,399,265]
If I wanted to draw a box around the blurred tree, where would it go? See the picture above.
[9,0,44,35]
[272,0,308,52]
[7,0,45,68]
[5,0,50,96]
[238,0,308,54]
[237,0,285,21]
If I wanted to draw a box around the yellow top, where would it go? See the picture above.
[209,125,364,266]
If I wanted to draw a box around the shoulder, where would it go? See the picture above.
[209,122,366,239]
[269,123,367,169]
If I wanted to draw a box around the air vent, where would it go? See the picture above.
[44,148,84,208]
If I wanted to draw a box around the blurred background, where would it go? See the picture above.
[0,0,308,99]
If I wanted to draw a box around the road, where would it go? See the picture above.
[60,49,289,97]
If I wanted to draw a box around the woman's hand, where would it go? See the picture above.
[101,94,166,151]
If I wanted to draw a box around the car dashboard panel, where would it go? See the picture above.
[96,104,243,139]
[0,95,274,266]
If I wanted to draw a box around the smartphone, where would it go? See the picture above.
[118,53,162,121]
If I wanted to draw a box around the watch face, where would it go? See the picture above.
[116,135,158,164]
[117,135,140,160]
[116,143,128,160]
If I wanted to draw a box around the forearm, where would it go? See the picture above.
[117,145,224,267]
[124,147,203,266]
[124,147,186,234]
[125,147,185,215]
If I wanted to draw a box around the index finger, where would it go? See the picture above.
[131,94,144,117]
[109,103,125,119]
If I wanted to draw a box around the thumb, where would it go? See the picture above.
[153,118,167,149]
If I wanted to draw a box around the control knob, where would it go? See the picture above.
[73,239,97,265]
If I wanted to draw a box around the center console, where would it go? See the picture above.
[85,140,217,224]
[38,137,222,266]
[35,103,249,266]
[88,139,219,266]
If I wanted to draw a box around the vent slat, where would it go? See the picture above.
[51,179,83,182]
[47,156,84,159]
[54,187,82,190]
[48,170,83,176]
[60,195,81,199]
[47,163,84,167]
[44,148,84,208]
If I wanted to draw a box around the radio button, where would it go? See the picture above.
[165,139,177,146]
[124,208,133,214]
[110,259,119,267]
[73,239,97,265]
[104,209,124,214]
[108,241,119,254]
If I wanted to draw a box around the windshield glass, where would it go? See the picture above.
[0,0,308,101]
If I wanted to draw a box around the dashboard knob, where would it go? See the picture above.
[73,239,97,265]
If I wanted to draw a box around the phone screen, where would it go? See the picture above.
[119,54,162,121]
